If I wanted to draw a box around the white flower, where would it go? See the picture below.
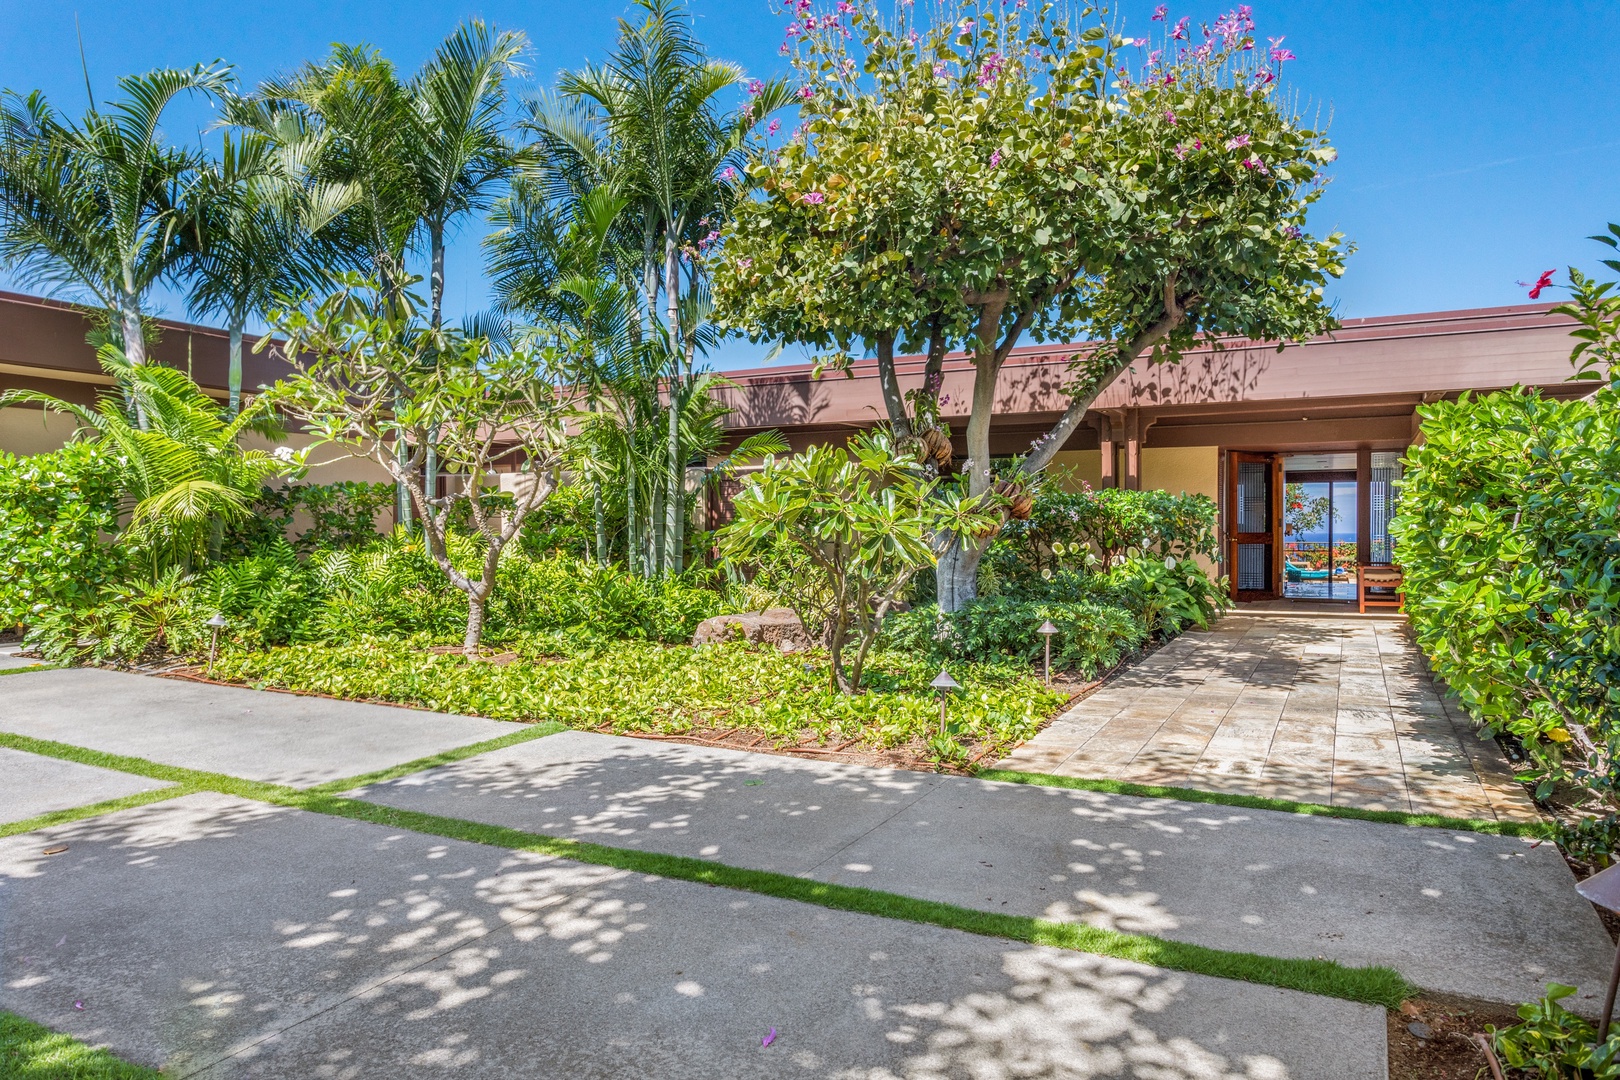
[271,446,297,463]
[1164,555,1177,570]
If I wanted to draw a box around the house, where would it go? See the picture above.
[708,303,1585,605]
[0,289,390,485]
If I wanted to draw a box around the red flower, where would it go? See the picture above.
[1526,269,1556,300]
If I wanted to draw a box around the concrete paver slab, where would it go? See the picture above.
[0,667,524,788]
[351,730,1614,1008]
[999,615,1541,821]
[0,746,174,823]
[0,793,1386,1079]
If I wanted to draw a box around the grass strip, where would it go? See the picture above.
[0,663,56,677]
[977,767,1553,839]
[301,721,568,796]
[0,785,193,840]
[1,1010,160,1080]
[0,730,1414,1008]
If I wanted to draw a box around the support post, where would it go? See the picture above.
[1356,445,1373,567]
[1097,412,1119,489]
[1124,409,1143,491]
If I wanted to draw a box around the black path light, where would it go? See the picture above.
[1577,862,1620,1042]
[930,668,960,735]
[1038,620,1059,686]
[205,613,228,674]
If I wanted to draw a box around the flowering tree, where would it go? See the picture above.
[712,1,1347,610]
[270,278,572,653]
[719,430,996,693]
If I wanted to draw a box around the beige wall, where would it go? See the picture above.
[0,406,82,456]
[1140,446,1220,500]
[1044,450,1103,491]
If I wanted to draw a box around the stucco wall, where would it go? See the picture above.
[0,406,82,457]
[1140,446,1220,500]
[1044,450,1103,491]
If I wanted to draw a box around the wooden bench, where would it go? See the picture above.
[1357,564,1404,614]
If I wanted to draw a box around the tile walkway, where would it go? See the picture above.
[997,614,1540,822]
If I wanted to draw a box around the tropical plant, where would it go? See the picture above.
[271,278,573,652]
[0,442,125,632]
[182,131,331,414]
[1283,482,1334,537]
[1487,984,1620,1079]
[0,64,232,377]
[713,1,1346,609]
[881,596,1147,677]
[0,348,290,575]
[720,430,999,692]
[513,0,791,574]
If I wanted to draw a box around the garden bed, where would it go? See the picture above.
[201,635,1073,770]
[1387,995,1522,1080]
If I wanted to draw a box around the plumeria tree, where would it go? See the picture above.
[269,278,572,653]
[713,1,1348,609]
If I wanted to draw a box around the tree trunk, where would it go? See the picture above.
[663,232,683,575]
[429,222,446,331]
[650,476,666,577]
[227,319,244,417]
[463,592,486,653]
[119,294,149,429]
[936,534,992,613]
[593,480,607,564]
[873,331,911,437]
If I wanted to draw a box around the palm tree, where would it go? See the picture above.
[411,21,526,330]
[0,346,289,574]
[0,65,232,376]
[522,0,790,574]
[181,132,332,414]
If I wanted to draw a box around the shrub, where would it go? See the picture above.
[0,442,125,632]
[1487,984,1620,1078]
[1392,383,1620,803]
[988,484,1218,590]
[515,483,619,561]
[489,553,724,643]
[224,481,394,556]
[881,597,1146,677]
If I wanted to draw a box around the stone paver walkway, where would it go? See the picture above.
[997,615,1538,822]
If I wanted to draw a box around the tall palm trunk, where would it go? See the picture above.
[626,432,641,576]
[226,317,244,417]
[663,232,683,575]
[422,223,448,523]
[119,292,150,429]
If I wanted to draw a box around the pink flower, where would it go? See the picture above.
[1251,69,1275,87]
[977,52,1006,86]
[802,191,826,204]
[1224,133,1251,150]
[836,0,855,11]
[1146,49,1162,67]
[1171,16,1190,39]
[747,79,765,96]
[799,86,815,100]
[988,148,1002,168]
[1525,269,1556,299]
[1151,4,1168,19]
[1174,143,1189,159]
[737,257,753,270]
[720,166,736,181]
[907,29,919,44]
[1163,109,1177,124]
[933,61,947,77]
[767,119,781,135]
[958,18,975,34]
[1283,225,1302,240]
[1268,37,1295,64]
[1241,155,1267,173]
[785,23,799,36]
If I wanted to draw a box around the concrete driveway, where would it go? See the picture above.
[349,729,1614,1009]
[0,667,523,787]
[0,794,1385,1078]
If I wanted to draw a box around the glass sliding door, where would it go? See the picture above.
[1228,452,1280,601]
[1281,453,1359,601]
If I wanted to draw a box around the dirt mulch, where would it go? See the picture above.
[1387,995,1520,1080]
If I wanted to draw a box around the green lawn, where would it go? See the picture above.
[1,1012,159,1080]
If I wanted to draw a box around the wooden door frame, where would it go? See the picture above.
[1226,451,1283,602]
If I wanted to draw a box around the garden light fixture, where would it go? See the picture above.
[1038,620,1059,686]
[930,668,960,734]
[205,613,228,673]
[1576,862,1620,1042]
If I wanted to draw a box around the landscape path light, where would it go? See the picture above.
[205,613,228,674]
[1576,861,1620,1042]
[1038,620,1059,686]
[930,668,960,735]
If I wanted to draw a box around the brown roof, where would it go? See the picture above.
[712,303,1581,432]
[0,289,294,395]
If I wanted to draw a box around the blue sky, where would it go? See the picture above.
[1,0,1615,369]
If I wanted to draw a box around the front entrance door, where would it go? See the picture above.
[1228,452,1282,601]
